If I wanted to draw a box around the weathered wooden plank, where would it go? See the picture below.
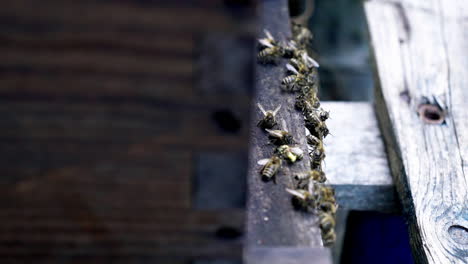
[323,102,396,212]
[0,1,254,262]
[245,0,330,263]
[0,207,243,258]
[365,1,468,263]
[0,0,236,33]
[245,247,332,264]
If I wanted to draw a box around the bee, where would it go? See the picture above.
[291,52,319,74]
[257,31,290,63]
[292,22,313,48]
[276,145,303,163]
[307,134,320,147]
[294,170,326,183]
[318,122,330,138]
[295,87,319,111]
[314,183,337,214]
[317,108,329,121]
[305,110,329,138]
[310,149,326,169]
[292,48,319,68]
[308,138,325,169]
[265,128,294,145]
[257,103,281,129]
[281,64,313,92]
[318,211,336,247]
[318,211,335,233]
[258,29,278,49]
[285,188,315,211]
[257,156,282,181]
[314,182,335,199]
[258,45,285,63]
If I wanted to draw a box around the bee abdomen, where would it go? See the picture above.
[262,166,275,178]
[282,75,296,85]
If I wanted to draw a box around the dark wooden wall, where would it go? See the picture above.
[0,0,254,263]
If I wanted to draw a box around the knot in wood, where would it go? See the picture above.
[448,225,468,245]
[417,104,445,125]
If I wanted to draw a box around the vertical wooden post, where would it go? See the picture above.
[365,0,468,263]
[244,0,331,263]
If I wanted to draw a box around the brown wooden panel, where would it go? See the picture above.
[0,0,253,262]
[0,0,235,33]
[0,32,194,57]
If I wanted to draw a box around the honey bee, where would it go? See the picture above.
[305,110,329,138]
[292,48,319,68]
[276,145,303,163]
[257,156,282,181]
[314,183,337,214]
[295,87,319,111]
[314,182,335,199]
[258,45,285,63]
[309,140,325,169]
[285,188,315,211]
[294,170,326,183]
[318,122,330,138]
[292,22,313,48]
[257,103,281,129]
[318,108,330,121]
[281,64,314,92]
[310,149,326,169]
[265,128,294,145]
[257,31,290,63]
[306,134,320,147]
[318,211,335,233]
[258,29,278,49]
[291,52,319,73]
[318,211,336,247]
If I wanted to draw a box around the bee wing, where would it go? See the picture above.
[286,63,299,74]
[258,38,274,48]
[281,119,289,132]
[272,104,282,116]
[265,128,283,138]
[257,103,267,115]
[302,52,320,68]
[264,29,273,40]
[285,188,306,199]
[257,158,270,166]
[290,147,304,156]
[288,40,297,49]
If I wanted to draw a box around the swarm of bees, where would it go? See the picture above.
[256,23,337,247]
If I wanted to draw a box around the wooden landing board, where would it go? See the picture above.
[365,1,468,263]
[245,101,397,263]
[245,0,329,263]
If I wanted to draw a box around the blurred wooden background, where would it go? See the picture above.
[0,0,255,263]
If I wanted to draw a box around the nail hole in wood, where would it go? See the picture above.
[418,104,445,124]
[215,226,243,240]
[448,225,468,245]
[212,109,242,133]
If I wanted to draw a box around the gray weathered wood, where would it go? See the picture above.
[323,102,397,212]
[244,247,331,264]
[365,1,468,263]
[245,0,329,263]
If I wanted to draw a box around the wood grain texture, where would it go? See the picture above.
[0,0,254,262]
[245,0,329,263]
[365,0,468,263]
[323,102,397,212]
